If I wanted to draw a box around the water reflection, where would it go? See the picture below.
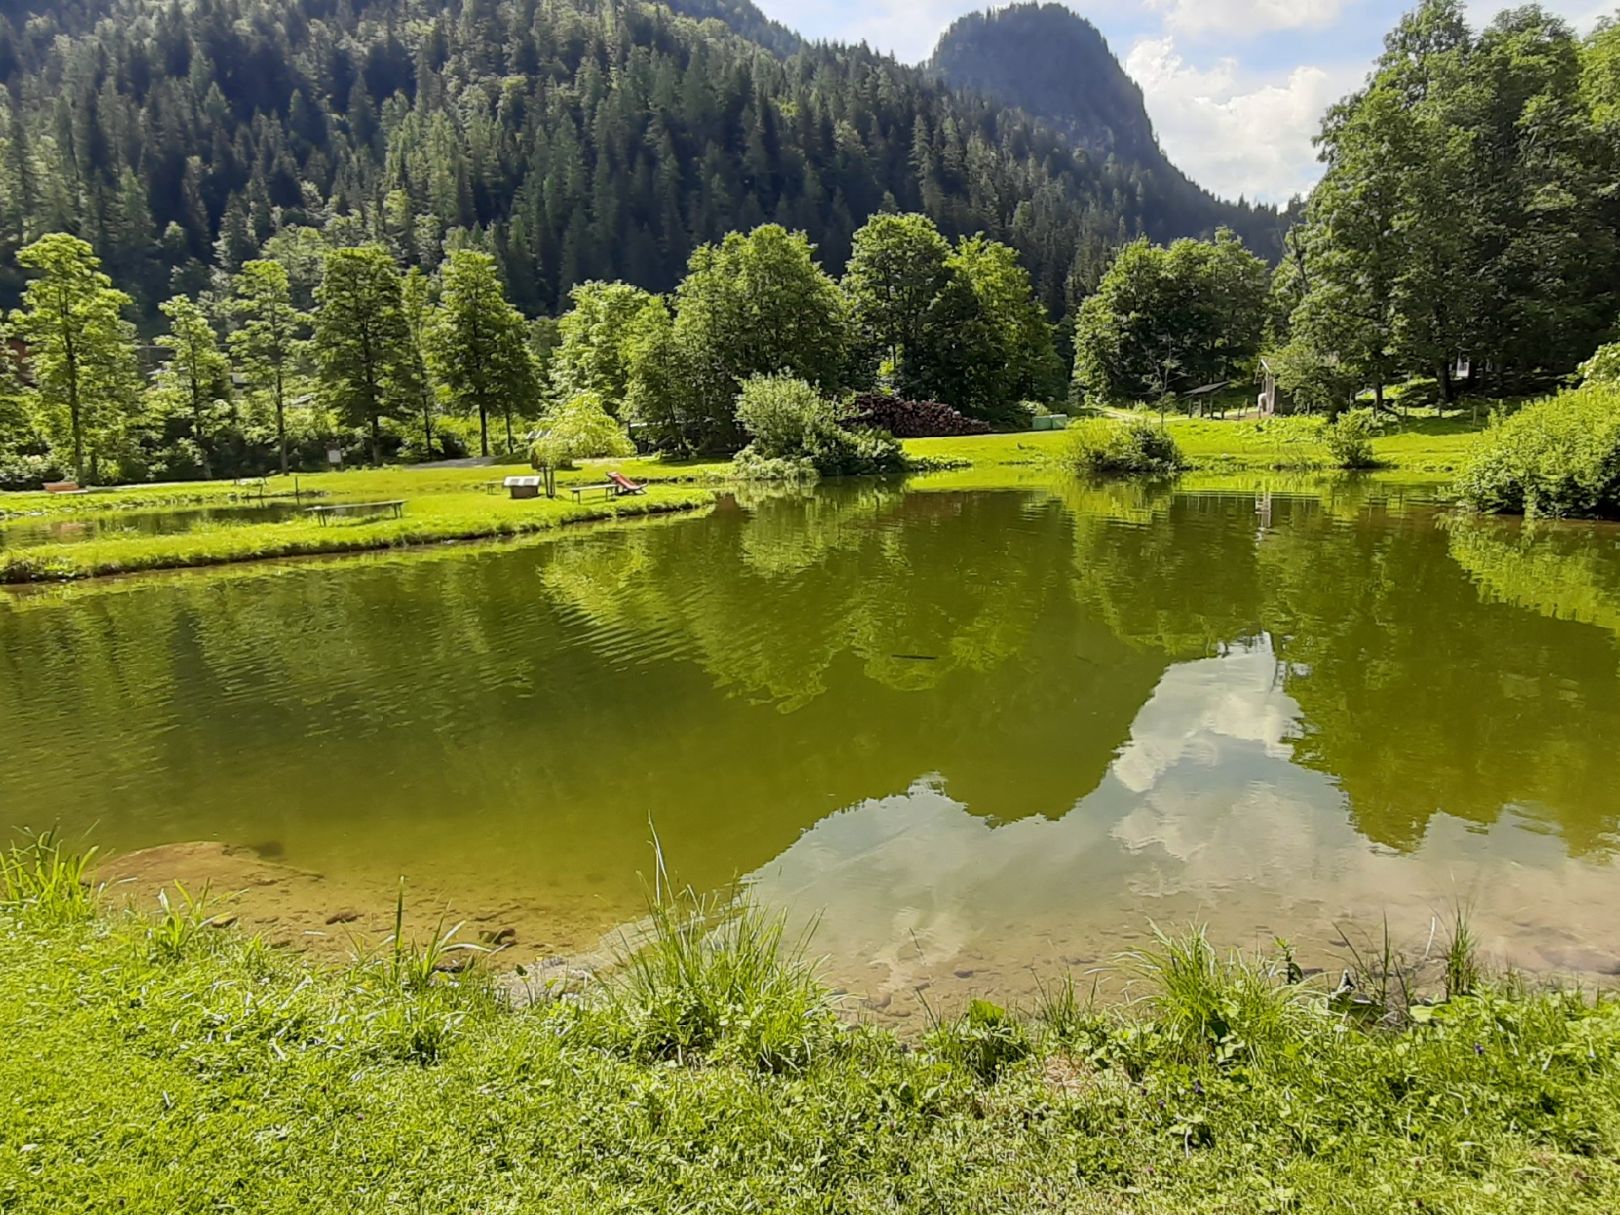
[0,502,304,549]
[1,477,1617,1011]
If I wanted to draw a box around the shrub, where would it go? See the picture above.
[1455,384,1620,518]
[1321,407,1379,469]
[1066,419,1187,476]
[531,391,635,470]
[845,393,991,438]
[1266,339,1360,416]
[1579,341,1620,385]
[733,375,903,479]
[0,452,65,491]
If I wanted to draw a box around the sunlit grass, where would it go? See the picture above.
[904,409,1491,476]
[0,484,714,582]
[3,854,1619,1211]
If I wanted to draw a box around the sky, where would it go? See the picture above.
[751,0,1615,204]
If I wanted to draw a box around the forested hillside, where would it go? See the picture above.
[0,0,1275,324]
[927,4,1281,240]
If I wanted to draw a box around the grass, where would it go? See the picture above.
[0,453,730,519]
[0,482,714,582]
[903,409,1491,477]
[3,842,1619,1212]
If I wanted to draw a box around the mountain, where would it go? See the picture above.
[0,0,1280,323]
[664,0,804,56]
[927,5,1278,250]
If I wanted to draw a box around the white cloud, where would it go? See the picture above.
[1124,36,1363,202]
[771,0,966,63]
[1146,0,1346,39]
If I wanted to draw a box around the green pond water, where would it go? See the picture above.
[3,477,1619,1020]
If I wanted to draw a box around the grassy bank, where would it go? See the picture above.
[0,454,730,520]
[3,841,1618,1213]
[0,484,714,583]
[903,412,1486,477]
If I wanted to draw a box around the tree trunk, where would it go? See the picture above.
[371,414,382,466]
[504,407,514,455]
[68,388,84,483]
[66,350,85,483]
[1438,361,1455,406]
[195,399,213,480]
[275,366,288,477]
[479,405,489,457]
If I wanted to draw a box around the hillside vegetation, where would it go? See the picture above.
[0,0,1277,322]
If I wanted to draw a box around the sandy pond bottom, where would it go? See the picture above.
[10,477,1620,1029]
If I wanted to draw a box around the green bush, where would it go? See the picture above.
[732,375,902,479]
[0,452,65,491]
[531,391,635,470]
[1579,341,1620,385]
[1066,419,1187,476]
[1321,407,1380,469]
[1455,384,1620,518]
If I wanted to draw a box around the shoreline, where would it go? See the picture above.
[8,847,1620,1211]
[0,485,715,584]
[93,837,1620,1027]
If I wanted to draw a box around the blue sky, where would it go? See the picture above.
[751,1,1615,203]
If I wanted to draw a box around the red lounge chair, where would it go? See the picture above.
[607,471,647,496]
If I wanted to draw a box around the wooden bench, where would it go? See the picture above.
[569,482,617,503]
[305,500,406,525]
[43,481,85,494]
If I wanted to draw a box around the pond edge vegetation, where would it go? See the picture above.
[0,484,715,584]
[5,832,1620,1210]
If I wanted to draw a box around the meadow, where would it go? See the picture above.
[0,411,1493,584]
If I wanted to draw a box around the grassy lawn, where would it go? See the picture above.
[904,412,1487,477]
[0,413,1487,583]
[0,454,731,520]
[2,842,1618,1214]
[0,482,714,583]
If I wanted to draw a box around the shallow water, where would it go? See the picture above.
[0,502,306,548]
[3,477,1618,1022]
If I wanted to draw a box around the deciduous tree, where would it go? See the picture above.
[11,233,139,482]
[428,250,539,456]
[229,259,308,475]
[313,246,412,465]
[154,295,233,480]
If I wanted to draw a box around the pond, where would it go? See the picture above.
[2,477,1618,1022]
[0,501,307,549]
